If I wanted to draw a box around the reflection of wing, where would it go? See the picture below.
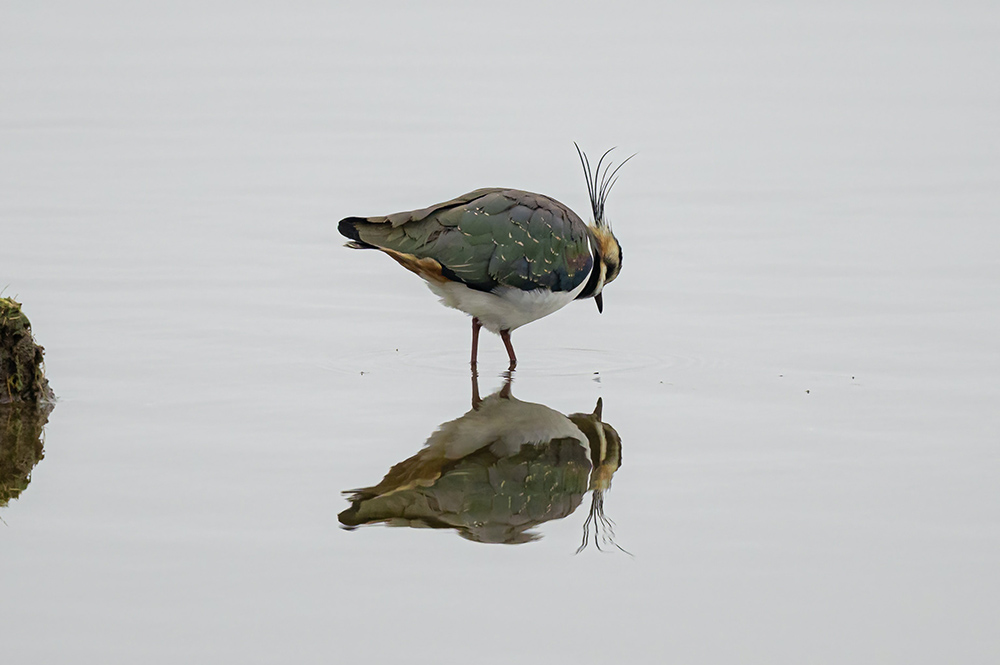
[340,188,594,293]
[339,391,594,544]
[344,392,590,500]
[339,438,592,544]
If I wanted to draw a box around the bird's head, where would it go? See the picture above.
[575,143,632,313]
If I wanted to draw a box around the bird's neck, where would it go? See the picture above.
[576,236,606,301]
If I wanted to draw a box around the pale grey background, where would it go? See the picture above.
[2,1,998,663]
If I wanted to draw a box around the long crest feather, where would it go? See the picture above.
[574,142,635,228]
[575,490,633,556]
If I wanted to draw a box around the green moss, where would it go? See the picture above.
[0,403,50,506]
[0,297,53,404]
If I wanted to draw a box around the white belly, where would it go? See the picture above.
[426,277,589,333]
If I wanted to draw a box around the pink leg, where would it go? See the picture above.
[471,317,482,368]
[471,365,481,410]
[500,329,517,369]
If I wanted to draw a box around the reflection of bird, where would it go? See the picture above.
[568,399,627,555]
[338,146,630,368]
[339,373,623,546]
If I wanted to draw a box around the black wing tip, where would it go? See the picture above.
[338,217,365,242]
[337,505,364,527]
[338,217,379,249]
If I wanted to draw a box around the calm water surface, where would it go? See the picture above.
[2,3,998,663]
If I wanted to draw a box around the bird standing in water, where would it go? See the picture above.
[338,145,630,369]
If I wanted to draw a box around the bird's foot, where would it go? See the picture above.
[500,329,517,370]
[471,317,482,368]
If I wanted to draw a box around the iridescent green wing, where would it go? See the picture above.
[342,188,594,293]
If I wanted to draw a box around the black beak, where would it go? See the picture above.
[595,292,604,313]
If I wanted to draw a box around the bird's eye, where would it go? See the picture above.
[605,261,620,283]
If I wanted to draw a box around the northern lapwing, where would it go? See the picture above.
[338,145,630,368]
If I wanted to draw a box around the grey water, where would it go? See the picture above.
[2,2,998,663]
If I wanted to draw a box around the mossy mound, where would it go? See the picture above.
[1,297,53,404]
[0,403,50,506]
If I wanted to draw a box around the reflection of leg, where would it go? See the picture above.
[471,364,482,410]
[500,329,516,370]
[471,317,482,368]
[499,370,513,399]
